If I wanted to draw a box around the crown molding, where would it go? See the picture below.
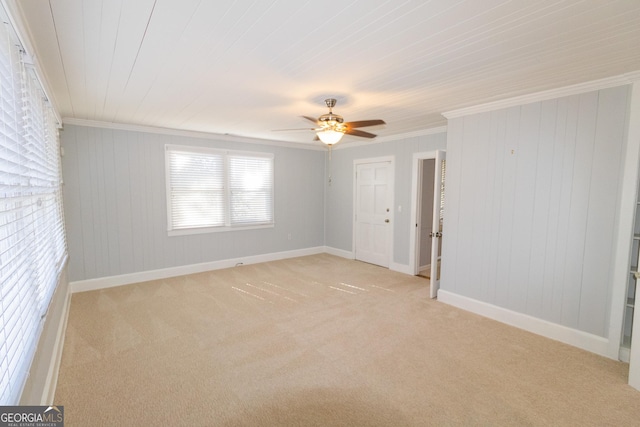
[375,125,448,142]
[63,118,447,151]
[61,118,326,151]
[333,126,448,150]
[443,71,640,119]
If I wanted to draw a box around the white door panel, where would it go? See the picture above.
[355,161,392,267]
[430,150,446,298]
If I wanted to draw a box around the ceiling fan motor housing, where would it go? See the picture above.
[319,112,344,124]
[319,99,345,130]
[318,113,345,132]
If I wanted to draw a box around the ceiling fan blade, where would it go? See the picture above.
[345,128,377,138]
[344,119,386,129]
[302,115,319,124]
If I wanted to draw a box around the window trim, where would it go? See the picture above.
[165,144,275,236]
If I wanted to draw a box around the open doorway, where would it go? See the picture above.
[409,150,446,298]
[418,159,436,277]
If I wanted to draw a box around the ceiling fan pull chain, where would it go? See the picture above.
[328,144,332,186]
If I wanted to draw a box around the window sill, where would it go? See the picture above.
[168,223,274,237]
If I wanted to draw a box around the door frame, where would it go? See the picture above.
[352,156,395,267]
[409,151,439,276]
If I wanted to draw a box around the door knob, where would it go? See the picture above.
[385,219,390,223]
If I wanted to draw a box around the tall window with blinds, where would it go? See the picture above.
[165,145,274,234]
[228,155,273,226]
[0,7,66,404]
[167,148,225,230]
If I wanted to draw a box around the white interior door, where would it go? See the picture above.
[429,150,446,298]
[355,161,391,267]
[419,160,435,271]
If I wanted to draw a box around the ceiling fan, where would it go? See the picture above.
[277,98,385,145]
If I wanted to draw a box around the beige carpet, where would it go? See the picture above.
[55,254,640,426]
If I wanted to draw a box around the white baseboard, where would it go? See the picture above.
[437,290,612,359]
[390,262,412,275]
[71,246,325,293]
[620,346,631,363]
[323,246,354,259]
[324,247,413,275]
[41,284,71,404]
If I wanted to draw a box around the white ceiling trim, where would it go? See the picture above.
[375,126,448,143]
[63,118,447,151]
[443,71,640,119]
[333,126,448,151]
[62,118,326,151]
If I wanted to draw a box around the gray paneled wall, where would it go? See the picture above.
[324,132,447,266]
[441,85,630,337]
[61,125,325,281]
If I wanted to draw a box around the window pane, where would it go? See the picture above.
[167,149,225,229]
[228,155,273,225]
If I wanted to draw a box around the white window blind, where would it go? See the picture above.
[166,145,274,233]
[229,154,273,225]
[168,148,225,229]
[0,8,66,405]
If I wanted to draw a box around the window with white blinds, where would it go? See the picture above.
[228,154,273,225]
[167,147,225,229]
[0,8,66,405]
[166,145,273,234]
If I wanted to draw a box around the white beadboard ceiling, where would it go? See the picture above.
[9,0,640,145]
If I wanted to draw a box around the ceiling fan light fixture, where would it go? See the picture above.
[317,129,345,145]
[283,98,383,145]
